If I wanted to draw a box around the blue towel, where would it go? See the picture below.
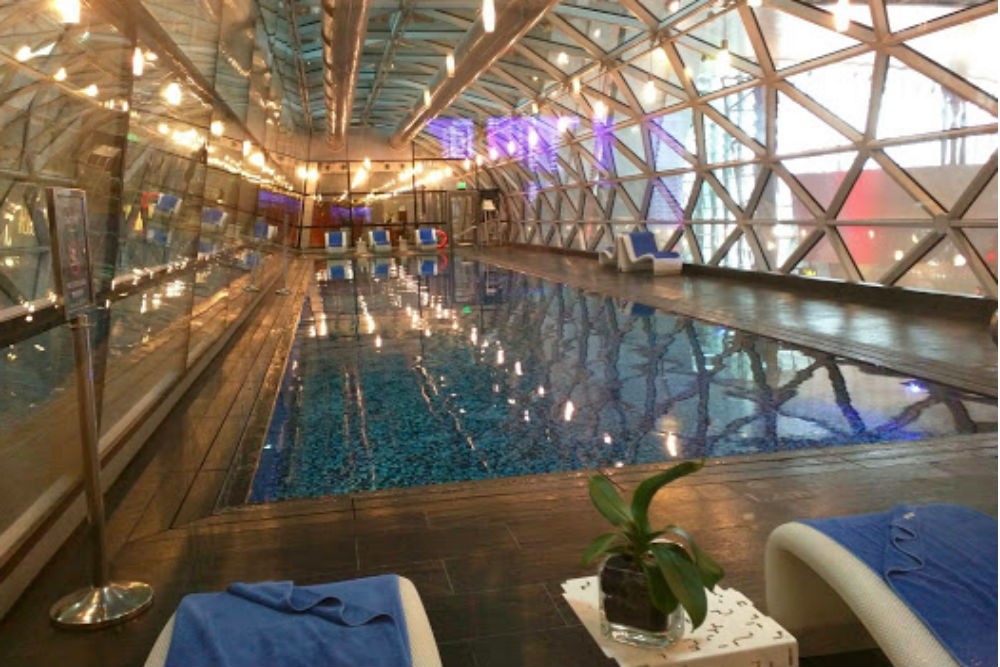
[372,229,388,245]
[803,504,997,667]
[164,575,412,667]
[327,232,344,248]
[418,228,436,244]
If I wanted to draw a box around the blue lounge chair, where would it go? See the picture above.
[766,504,996,667]
[619,231,682,275]
[414,227,439,252]
[325,230,349,255]
[369,228,392,254]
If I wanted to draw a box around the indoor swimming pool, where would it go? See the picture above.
[245,256,998,503]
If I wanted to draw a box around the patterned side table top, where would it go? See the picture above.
[562,577,798,667]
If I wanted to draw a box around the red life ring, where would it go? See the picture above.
[435,229,448,248]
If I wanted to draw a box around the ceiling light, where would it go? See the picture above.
[482,0,495,33]
[15,46,32,62]
[446,51,455,77]
[642,79,657,104]
[163,82,182,105]
[55,0,80,24]
[132,46,144,76]
[572,77,581,94]
[53,67,67,81]
[531,101,539,114]
[557,51,569,66]
[593,100,607,120]
[423,89,431,107]
[592,29,602,38]
[82,83,98,97]
[210,120,224,136]
[833,0,850,31]
[667,0,680,12]
[363,157,372,170]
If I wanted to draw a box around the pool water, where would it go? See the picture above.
[247,256,997,503]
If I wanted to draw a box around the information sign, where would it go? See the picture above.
[46,188,94,318]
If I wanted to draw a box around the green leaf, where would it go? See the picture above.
[582,533,626,566]
[651,541,709,629]
[641,561,678,614]
[631,461,703,532]
[664,526,725,590]
[588,475,633,527]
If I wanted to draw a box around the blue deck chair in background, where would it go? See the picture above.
[619,231,682,275]
[369,228,392,253]
[325,230,349,255]
[326,259,353,281]
[414,227,439,252]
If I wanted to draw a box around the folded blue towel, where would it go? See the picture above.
[803,504,997,667]
[165,575,411,667]
[418,228,436,244]
[327,232,344,248]
[372,230,388,245]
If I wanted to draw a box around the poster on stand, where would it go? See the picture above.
[45,188,94,318]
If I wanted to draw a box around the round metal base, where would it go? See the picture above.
[50,581,153,629]
[275,287,291,295]
[244,285,260,293]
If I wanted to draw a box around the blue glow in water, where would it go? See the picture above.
[247,258,997,503]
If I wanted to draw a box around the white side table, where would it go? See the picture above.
[562,577,798,667]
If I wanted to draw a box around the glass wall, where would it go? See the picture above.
[0,0,288,563]
[452,0,997,298]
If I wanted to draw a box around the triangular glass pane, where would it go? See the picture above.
[687,11,759,65]
[692,180,737,220]
[612,138,644,178]
[564,13,644,53]
[887,1,978,33]
[676,43,753,96]
[622,179,645,213]
[895,237,985,295]
[754,171,817,220]
[675,232,696,263]
[704,116,757,163]
[753,6,862,70]
[618,122,647,161]
[839,226,933,281]
[884,134,997,210]
[756,223,814,269]
[646,179,689,222]
[719,233,758,270]
[708,87,767,146]
[793,233,849,280]
[785,52,875,133]
[539,192,557,221]
[625,58,685,114]
[784,151,857,210]
[712,164,761,210]
[691,223,736,260]
[962,227,998,279]
[582,189,604,220]
[650,109,697,167]
[538,222,554,245]
[596,181,613,209]
[839,158,932,220]
[964,173,998,220]
[776,92,852,155]
[907,14,998,97]
[877,57,996,139]
[611,189,633,221]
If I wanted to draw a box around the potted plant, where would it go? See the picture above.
[582,460,724,648]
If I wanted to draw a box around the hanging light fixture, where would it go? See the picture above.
[446,51,455,77]
[163,82,182,105]
[210,120,224,136]
[593,99,607,120]
[132,46,144,76]
[572,77,581,94]
[482,0,496,33]
[54,0,80,24]
[53,67,67,82]
[716,39,731,74]
[833,0,851,32]
[423,89,432,107]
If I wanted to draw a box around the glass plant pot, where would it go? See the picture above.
[599,555,686,648]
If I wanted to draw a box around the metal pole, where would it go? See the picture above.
[276,212,291,296]
[50,313,153,628]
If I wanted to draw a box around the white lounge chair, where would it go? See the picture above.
[765,505,996,666]
[368,228,392,254]
[324,230,350,255]
[618,231,682,275]
[145,576,441,667]
[414,227,439,252]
